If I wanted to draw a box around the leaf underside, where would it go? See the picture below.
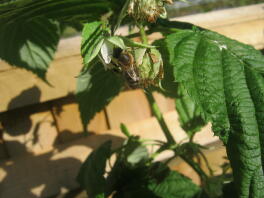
[165,29,264,198]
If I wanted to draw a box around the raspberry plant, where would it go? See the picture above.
[0,0,264,198]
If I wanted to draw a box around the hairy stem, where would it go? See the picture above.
[180,155,208,182]
[145,91,209,182]
[139,24,148,44]
[145,92,175,144]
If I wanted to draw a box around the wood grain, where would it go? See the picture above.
[106,89,152,129]
[2,109,58,157]
[0,55,82,112]
[153,91,175,113]
[52,101,108,144]
[169,141,227,185]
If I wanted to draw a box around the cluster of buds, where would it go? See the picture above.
[127,0,173,23]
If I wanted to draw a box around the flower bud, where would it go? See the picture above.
[134,48,163,87]
[99,36,163,89]
[127,0,172,23]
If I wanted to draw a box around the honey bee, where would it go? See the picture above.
[112,48,141,89]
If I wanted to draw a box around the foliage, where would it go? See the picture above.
[0,17,61,79]
[78,136,201,198]
[0,0,264,198]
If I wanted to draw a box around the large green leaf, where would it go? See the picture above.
[81,21,105,68]
[76,60,123,128]
[77,141,112,198]
[0,0,118,24]
[0,17,60,80]
[165,27,264,197]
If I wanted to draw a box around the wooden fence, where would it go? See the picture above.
[0,3,263,198]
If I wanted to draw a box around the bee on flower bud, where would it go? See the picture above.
[127,0,173,23]
[100,37,164,89]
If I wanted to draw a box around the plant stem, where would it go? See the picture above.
[139,24,148,44]
[113,0,130,34]
[180,155,208,182]
[139,24,208,183]
[145,92,176,144]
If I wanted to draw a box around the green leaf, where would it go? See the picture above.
[108,161,200,198]
[121,136,149,167]
[122,37,155,49]
[76,60,123,128]
[0,17,60,80]
[77,141,112,198]
[165,28,264,197]
[149,171,201,198]
[81,21,105,68]
[107,36,126,50]
[175,84,206,138]
[0,0,117,24]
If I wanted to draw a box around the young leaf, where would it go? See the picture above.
[0,17,61,80]
[106,36,126,50]
[165,28,264,198]
[77,141,112,198]
[81,21,105,68]
[119,136,149,167]
[125,142,148,167]
[76,60,123,128]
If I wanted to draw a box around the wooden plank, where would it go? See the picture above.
[175,3,264,29]
[52,101,108,144]
[0,125,8,159]
[106,89,152,129]
[0,35,82,72]
[0,4,263,112]
[174,4,264,49]
[153,91,175,113]
[169,141,227,185]
[0,55,82,112]
[0,109,218,198]
[2,109,58,157]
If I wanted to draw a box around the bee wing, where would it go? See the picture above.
[126,67,139,81]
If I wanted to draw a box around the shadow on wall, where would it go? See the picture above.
[0,134,125,198]
[0,86,125,198]
[1,86,41,136]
